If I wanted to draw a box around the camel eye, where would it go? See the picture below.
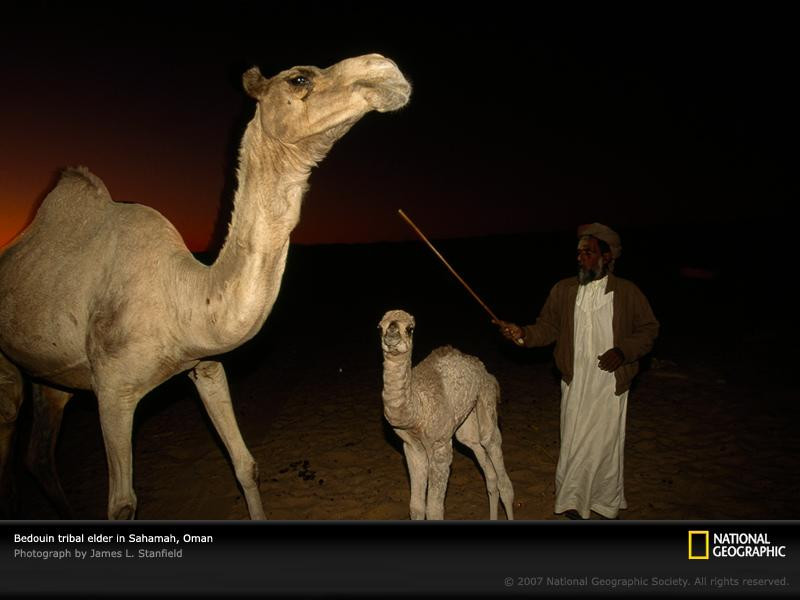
[406,326,414,335]
[288,75,310,87]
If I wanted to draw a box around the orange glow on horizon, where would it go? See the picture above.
[1,171,222,253]
[0,172,415,253]
[1,158,432,252]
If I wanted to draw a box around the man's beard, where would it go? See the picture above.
[577,258,607,285]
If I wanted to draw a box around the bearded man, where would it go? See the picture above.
[495,223,658,520]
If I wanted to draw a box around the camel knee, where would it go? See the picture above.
[0,397,22,426]
[485,469,498,493]
[499,479,514,503]
[478,421,502,447]
[497,474,515,519]
[409,499,426,520]
[498,471,514,496]
[0,375,23,426]
[234,455,259,491]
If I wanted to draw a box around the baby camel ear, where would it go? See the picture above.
[243,66,270,99]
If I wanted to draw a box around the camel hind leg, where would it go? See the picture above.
[0,354,24,516]
[25,383,74,518]
[476,376,515,520]
[455,410,500,519]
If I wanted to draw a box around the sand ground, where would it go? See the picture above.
[6,233,797,521]
[10,332,797,521]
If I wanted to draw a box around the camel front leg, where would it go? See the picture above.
[401,440,428,520]
[96,392,138,520]
[25,384,74,518]
[425,441,453,520]
[0,354,24,516]
[189,361,265,520]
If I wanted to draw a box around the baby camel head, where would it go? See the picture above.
[379,309,415,357]
[243,54,411,158]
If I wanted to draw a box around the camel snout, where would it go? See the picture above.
[383,327,401,345]
[345,55,411,113]
[381,323,405,351]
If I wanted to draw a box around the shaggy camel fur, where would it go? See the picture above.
[378,310,514,520]
[0,55,410,519]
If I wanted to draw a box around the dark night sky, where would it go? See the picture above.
[0,2,795,249]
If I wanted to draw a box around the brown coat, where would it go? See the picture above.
[521,274,659,395]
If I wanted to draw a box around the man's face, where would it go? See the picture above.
[576,236,607,284]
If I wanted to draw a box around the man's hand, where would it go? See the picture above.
[598,347,625,372]
[493,319,525,346]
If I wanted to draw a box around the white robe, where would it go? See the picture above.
[554,276,629,519]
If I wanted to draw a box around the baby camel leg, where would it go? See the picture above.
[189,360,265,520]
[401,439,428,520]
[477,381,515,520]
[481,428,514,520]
[455,411,500,519]
[425,441,453,520]
[25,384,74,518]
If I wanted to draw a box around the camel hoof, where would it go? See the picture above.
[112,505,136,520]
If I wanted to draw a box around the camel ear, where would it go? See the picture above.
[243,67,269,99]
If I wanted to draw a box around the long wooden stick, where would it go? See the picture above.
[397,208,500,321]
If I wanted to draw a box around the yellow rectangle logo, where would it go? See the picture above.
[689,530,709,560]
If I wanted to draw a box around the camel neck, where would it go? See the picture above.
[382,352,417,429]
[217,114,312,268]
[194,114,313,353]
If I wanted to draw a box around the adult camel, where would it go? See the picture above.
[0,54,410,519]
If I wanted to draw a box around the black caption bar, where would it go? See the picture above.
[1,521,797,597]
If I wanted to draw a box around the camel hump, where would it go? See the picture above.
[34,166,112,223]
[60,166,110,194]
[56,166,112,201]
[429,345,486,371]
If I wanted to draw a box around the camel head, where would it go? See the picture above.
[379,309,415,357]
[243,54,411,159]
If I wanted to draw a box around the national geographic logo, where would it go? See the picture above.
[689,530,787,559]
[689,531,709,560]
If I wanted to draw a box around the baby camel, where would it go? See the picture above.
[378,309,514,520]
